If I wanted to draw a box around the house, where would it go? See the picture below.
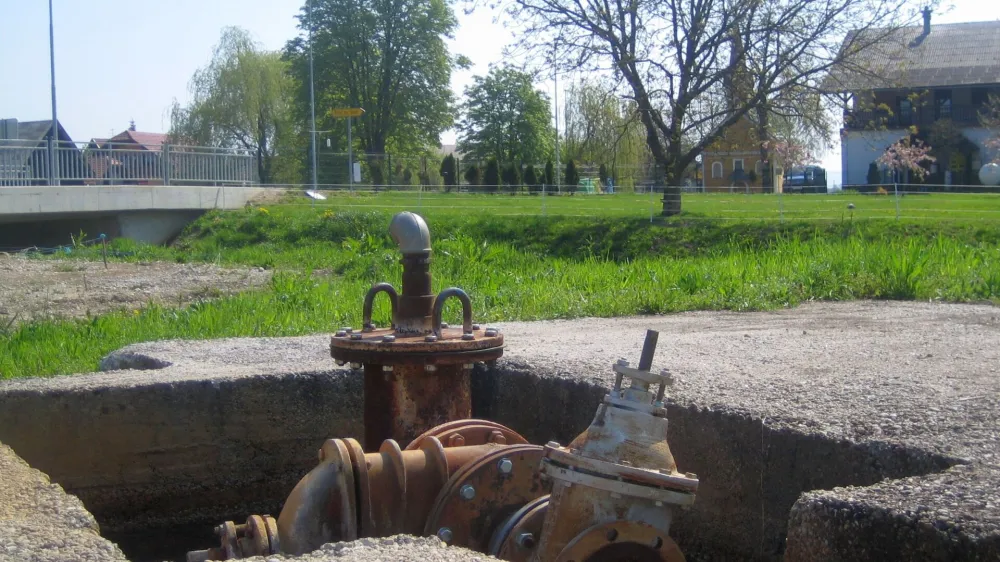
[95,125,169,185]
[0,118,83,186]
[826,9,1000,186]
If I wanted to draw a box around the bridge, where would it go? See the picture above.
[0,184,276,250]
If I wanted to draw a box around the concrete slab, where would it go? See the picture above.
[1,300,998,561]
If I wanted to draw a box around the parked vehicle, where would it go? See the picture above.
[783,165,827,193]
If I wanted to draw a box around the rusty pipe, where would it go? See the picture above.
[362,283,399,332]
[432,288,474,338]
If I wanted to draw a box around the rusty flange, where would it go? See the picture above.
[554,520,685,562]
[406,419,528,450]
[330,328,503,365]
[488,496,549,561]
[185,515,280,561]
[423,444,550,552]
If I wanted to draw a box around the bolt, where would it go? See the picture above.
[484,328,499,337]
[425,335,438,342]
[472,324,481,330]
[437,527,453,543]
[617,358,629,367]
[462,363,474,370]
[383,365,394,372]
[441,322,449,329]
[425,364,438,372]
[447,434,466,447]
[350,333,363,340]
[341,327,353,334]
[497,458,514,474]
[516,532,536,549]
[335,330,347,338]
[685,472,698,479]
[461,333,475,340]
[350,362,362,370]
[545,441,561,449]
[489,430,507,444]
[335,359,346,366]
[460,485,476,500]
[382,335,396,343]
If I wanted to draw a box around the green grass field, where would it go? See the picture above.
[3,194,1000,380]
[295,189,1000,222]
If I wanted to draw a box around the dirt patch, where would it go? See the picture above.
[0,255,271,327]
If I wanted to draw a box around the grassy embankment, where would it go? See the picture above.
[2,193,1000,379]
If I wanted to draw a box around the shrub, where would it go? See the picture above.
[524,165,539,193]
[483,159,500,193]
[501,163,521,193]
[598,163,609,189]
[440,154,458,192]
[464,164,481,188]
[544,160,555,189]
[565,160,580,194]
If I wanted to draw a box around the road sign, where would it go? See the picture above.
[329,108,364,118]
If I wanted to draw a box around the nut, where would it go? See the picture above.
[484,328,499,337]
[516,532,536,548]
[382,365,394,372]
[334,330,347,338]
[545,441,561,449]
[350,333,363,340]
[437,527,453,543]
[617,358,629,367]
[463,363,474,370]
[441,322,449,328]
[425,364,438,372]
[335,359,346,366]
[424,335,438,342]
[447,434,466,447]
[472,324,481,330]
[341,327,353,333]
[460,485,476,500]
[350,362,362,370]
[461,333,475,340]
[497,458,514,474]
[382,335,396,343]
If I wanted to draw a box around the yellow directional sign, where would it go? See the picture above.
[329,108,365,118]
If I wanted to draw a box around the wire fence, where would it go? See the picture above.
[279,182,1000,223]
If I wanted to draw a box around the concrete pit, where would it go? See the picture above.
[1,301,999,561]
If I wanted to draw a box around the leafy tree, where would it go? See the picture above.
[496,0,924,215]
[483,158,500,193]
[457,67,555,165]
[286,0,467,184]
[501,163,522,193]
[564,159,579,194]
[879,137,935,183]
[544,160,555,188]
[403,167,414,185]
[464,164,481,187]
[440,154,458,191]
[170,27,299,184]
[524,164,539,193]
[867,162,881,186]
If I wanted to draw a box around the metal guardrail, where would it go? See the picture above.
[0,140,258,187]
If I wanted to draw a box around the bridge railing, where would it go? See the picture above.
[0,140,259,187]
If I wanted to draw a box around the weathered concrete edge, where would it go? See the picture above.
[0,442,128,562]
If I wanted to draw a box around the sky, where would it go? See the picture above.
[2,0,998,181]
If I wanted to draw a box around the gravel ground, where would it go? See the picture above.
[238,536,495,562]
[0,255,271,327]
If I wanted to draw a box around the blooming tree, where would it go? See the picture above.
[985,136,1000,164]
[878,137,935,181]
[763,140,814,171]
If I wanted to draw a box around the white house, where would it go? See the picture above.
[825,9,1000,186]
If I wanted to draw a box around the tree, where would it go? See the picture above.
[501,163,522,193]
[170,27,299,184]
[524,164,539,193]
[457,67,555,165]
[544,160,555,188]
[564,159,579,194]
[464,164,481,187]
[491,0,926,215]
[483,158,501,192]
[286,0,466,184]
[867,162,882,185]
[440,154,458,191]
[598,163,609,189]
[879,136,935,182]
[978,94,1000,164]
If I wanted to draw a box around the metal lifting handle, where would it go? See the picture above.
[362,283,399,332]
[432,288,474,337]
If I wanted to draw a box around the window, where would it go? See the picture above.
[733,159,744,172]
[711,162,723,178]
[935,89,952,119]
[898,97,913,127]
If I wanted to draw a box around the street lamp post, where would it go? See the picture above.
[308,16,318,191]
[553,40,561,193]
[48,0,59,186]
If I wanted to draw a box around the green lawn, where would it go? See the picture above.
[3,200,1000,380]
[295,189,1000,222]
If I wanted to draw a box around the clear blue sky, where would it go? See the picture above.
[1,0,997,176]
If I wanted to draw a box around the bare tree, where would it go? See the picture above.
[483,0,931,214]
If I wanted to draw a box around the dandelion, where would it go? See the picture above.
[258,207,270,215]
